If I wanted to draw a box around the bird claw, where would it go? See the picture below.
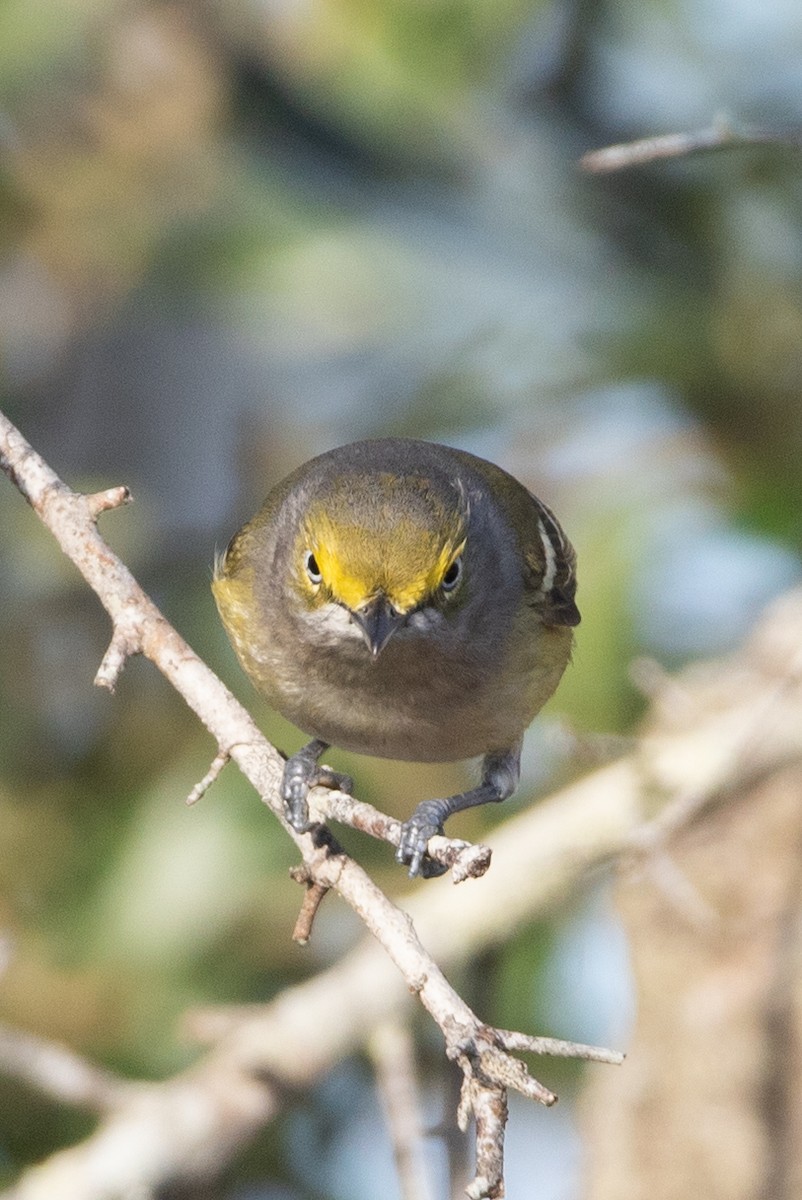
[397,801,448,878]
[316,765,354,795]
[281,749,352,832]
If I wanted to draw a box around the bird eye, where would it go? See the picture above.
[305,550,322,584]
[441,555,463,592]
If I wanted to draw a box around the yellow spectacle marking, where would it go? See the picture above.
[305,512,465,613]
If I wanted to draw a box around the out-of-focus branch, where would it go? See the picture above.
[0,1025,131,1114]
[370,1021,437,1200]
[582,761,802,1198]
[580,117,802,173]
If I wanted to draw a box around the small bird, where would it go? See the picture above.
[213,438,579,877]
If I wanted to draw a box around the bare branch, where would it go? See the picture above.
[580,117,802,174]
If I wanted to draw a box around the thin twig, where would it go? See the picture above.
[580,117,802,174]
[289,868,331,945]
[94,625,139,692]
[187,750,231,806]
[494,1029,625,1066]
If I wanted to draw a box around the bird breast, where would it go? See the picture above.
[261,597,571,763]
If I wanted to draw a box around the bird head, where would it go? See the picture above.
[294,472,467,656]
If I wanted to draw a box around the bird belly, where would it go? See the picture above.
[264,622,572,763]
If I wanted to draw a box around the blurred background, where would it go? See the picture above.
[1,0,801,1196]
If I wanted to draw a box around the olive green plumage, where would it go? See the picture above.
[213,438,579,876]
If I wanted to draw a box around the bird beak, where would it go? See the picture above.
[353,595,405,657]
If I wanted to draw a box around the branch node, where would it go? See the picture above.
[406,969,428,996]
[186,750,231,806]
[482,1045,557,1105]
[86,485,132,521]
[94,628,139,692]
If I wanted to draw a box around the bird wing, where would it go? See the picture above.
[523,494,580,628]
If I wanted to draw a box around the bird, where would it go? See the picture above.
[212,437,579,877]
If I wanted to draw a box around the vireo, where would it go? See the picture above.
[213,438,579,877]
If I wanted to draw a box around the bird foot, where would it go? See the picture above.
[396,799,449,879]
[281,741,353,832]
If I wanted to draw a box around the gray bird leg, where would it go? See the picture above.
[397,740,523,878]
